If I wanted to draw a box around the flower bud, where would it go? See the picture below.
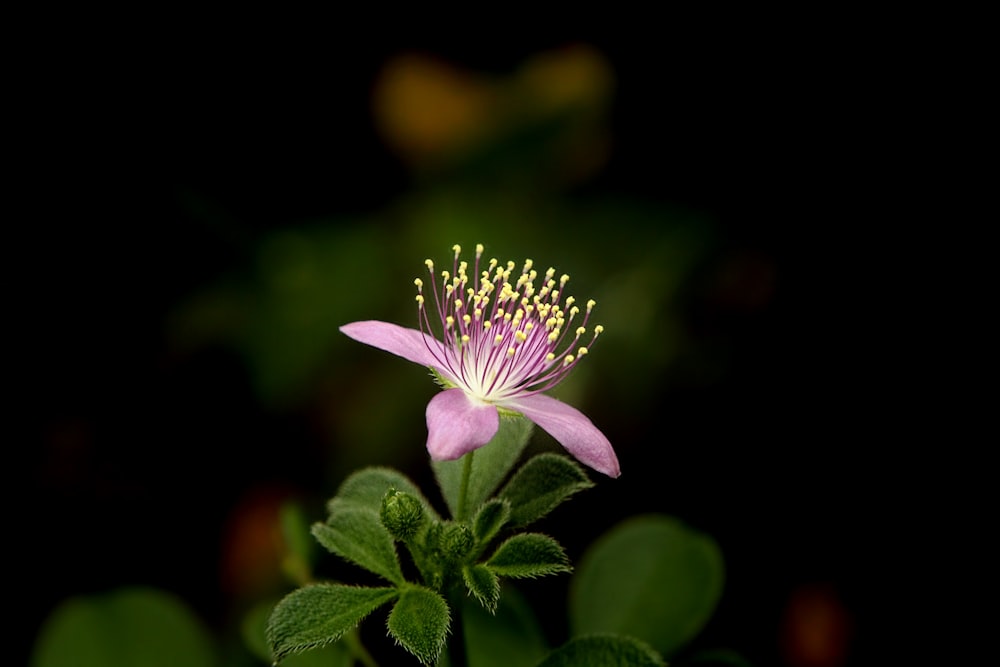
[440,522,474,561]
[380,489,424,541]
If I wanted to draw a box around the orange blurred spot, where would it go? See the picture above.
[780,583,853,667]
[220,486,293,600]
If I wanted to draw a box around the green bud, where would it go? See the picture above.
[380,488,425,541]
[440,522,474,561]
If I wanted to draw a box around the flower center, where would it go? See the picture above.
[415,244,603,402]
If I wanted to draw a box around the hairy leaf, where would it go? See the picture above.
[463,564,500,613]
[266,584,397,662]
[311,510,404,585]
[536,634,665,667]
[327,466,440,522]
[386,586,450,666]
[499,453,593,528]
[472,498,511,550]
[486,533,570,579]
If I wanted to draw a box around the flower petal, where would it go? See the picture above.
[426,389,500,461]
[503,394,620,478]
[340,320,442,368]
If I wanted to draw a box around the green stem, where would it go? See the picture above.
[455,449,475,522]
[343,626,379,667]
[445,593,468,667]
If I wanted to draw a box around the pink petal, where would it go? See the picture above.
[426,388,500,461]
[503,393,620,478]
[340,320,442,368]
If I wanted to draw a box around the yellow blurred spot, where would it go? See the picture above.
[372,54,496,165]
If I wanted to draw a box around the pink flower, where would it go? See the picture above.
[340,244,620,478]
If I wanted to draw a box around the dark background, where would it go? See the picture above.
[15,21,931,667]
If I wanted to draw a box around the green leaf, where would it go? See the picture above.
[463,585,548,667]
[463,564,501,613]
[30,587,215,667]
[487,533,571,579]
[472,498,511,550]
[433,413,533,520]
[328,466,441,522]
[386,586,451,666]
[686,648,755,666]
[536,635,665,667]
[242,598,353,667]
[267,584,398,662]
[280,501,317,585]
[312,510,404,585]
[570,514,725,657]
[499,453,593,528]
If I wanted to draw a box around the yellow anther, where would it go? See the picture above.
[570,306,579,318]
[524,259,534,272]
[545,267,555,280]
[563,355,575,366]
[475,243,484,256]
[548,330,560,342]
[494,334,504,344]
[525,321,534,331]
[453,244,462,257]
[474,308,482,319]
[506,261,515,271]
[578,346,588,356]
[507,347,516,357]
[546,352,556,361]
[565,296,575,307]
[515,330,527,343]
[442,270,450,282]
[455,300,463,310]
[560,274,570,287]
[414,278,423,289]
[425,259,434,270]
[576,326,586,336]
[461,334,470,344]
[594,325,605,335]
[483,320,492,330]
[458,260,468,274]
[587,299,596,311]
[415,295,424,305]
[445,316,454,328]
[463,314,471,325]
